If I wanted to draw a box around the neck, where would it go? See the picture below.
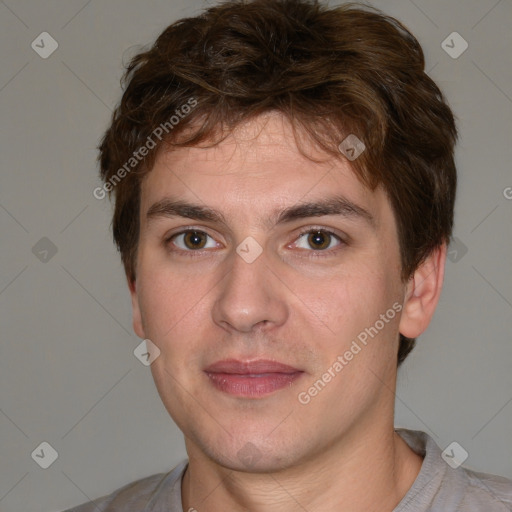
[181,422,423,512]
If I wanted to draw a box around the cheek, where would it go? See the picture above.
[135,238,226,335]
[321,266,401,354]
[136,264,204,343]
[138,267,208,400]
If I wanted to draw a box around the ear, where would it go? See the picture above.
[399,243,447,339]
[128,276,146,339]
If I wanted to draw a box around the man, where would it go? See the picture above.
[67,0,512,510]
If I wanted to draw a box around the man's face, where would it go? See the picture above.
[131,113,409,471]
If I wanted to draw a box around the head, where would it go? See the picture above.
[97,0,456,471]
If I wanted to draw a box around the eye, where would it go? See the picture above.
[294,229,342,251]
[169,230,218,251]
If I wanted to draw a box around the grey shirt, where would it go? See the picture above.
[63,429,512,511]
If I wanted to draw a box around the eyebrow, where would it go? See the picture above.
[277,196,375,228]
[145,195,375,229]
[146,198,228,225]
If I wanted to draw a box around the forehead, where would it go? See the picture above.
[139,113,390,228]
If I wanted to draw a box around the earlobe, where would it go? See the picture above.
[398,244,447,339]
[128,277,146,339]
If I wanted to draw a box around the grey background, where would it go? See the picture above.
[0,0,511,510]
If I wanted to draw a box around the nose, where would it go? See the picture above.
[211,245,289,334]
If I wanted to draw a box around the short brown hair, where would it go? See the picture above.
[98,0,457,365]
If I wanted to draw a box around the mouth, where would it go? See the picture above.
[204,359,304,398]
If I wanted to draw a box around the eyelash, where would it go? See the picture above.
[165,229,218,259]
[165,227,345,259]
[292,227,345,258]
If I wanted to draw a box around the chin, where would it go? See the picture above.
[192,429,304,474]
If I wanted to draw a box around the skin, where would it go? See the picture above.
[129,112,446,511]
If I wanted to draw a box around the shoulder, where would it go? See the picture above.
[61,460,188,512]
[458,467,512,510]
[395,429,512,511]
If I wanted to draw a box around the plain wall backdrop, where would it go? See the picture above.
[0,1,511,510]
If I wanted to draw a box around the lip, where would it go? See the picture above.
[205,359,300,374]
[204,359,304,398]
